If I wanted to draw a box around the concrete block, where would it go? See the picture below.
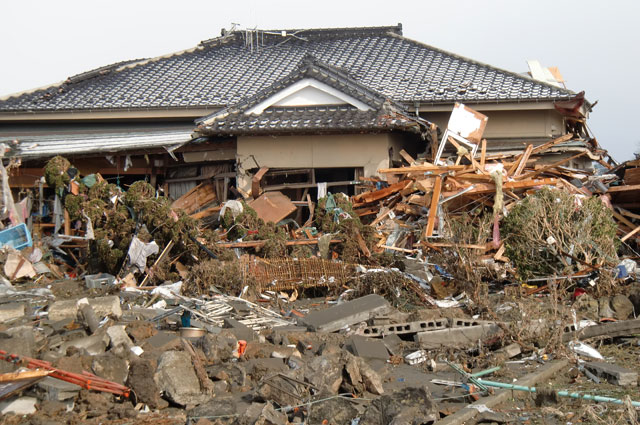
[450,318,497,328]
[585,362,638,386]
[347,335,389,360]
[58,333,109,355]
[0,303,25,323]
[361,318,448,337]
[145,331,180,350]
[106,325,134,350]
[48,296,122,321]
[38,376,82,401]
[223,318,257,341]
[0,396,37,415]
[415,324,501,349]
[154,350,211,406]
[382,333,403,355]
[495,343,521,359]
[298,294,391,333]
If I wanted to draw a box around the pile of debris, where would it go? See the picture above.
[0,107,639,424]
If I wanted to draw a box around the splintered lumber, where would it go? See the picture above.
[529,133,573,155]
[0,370,51,383]
[352,180,411,206]
[621,224,640,242]
[607,184,640,193]
[190,205,222,220]
[172,182,217,214]
[378,165,469,174]
[424,175,442,237]
[441,177,558,197]
[217,238,342,249]
[516,151,588,181]
[507,144,533,177]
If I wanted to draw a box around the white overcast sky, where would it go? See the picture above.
[1,0,638,160]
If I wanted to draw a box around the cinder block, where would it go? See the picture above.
[415,324,501,349]
[361,318,449,337]
[298,294,391,333]
[585,362,638,386]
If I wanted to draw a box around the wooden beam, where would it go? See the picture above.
[424,175,442,237]
[621,224,640,242]
[399,149,416,165]
[479,139,486,171]
[516,151,588,181]
[529,133,574,155]
[217,238,342,248]
[607,184,640,193]
[251,166,269,198]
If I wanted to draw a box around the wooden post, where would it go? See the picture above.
[64,209,71,236]
[424,175,442,238]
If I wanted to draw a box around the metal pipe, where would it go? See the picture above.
[471,366,501,377]
[477,379,640,407]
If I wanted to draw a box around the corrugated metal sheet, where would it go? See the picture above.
[2,130,195,159]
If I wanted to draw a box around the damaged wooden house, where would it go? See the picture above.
[0,24,604,207]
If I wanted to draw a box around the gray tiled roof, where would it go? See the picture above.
[0,24,575,113]
[197,105,427,136]
[196,55,430,136]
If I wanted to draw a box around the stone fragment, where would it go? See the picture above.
[598,297,615,319]
[347,335,389,361]
[154,350,211,407]
[0,396,37,415]
[200,331,238,363]
[298,294,391,332]
[223,318,257,341]
[37,377,81,401]
[127,359,167,409]
[255,402,289,425]
[308,397,359,425]
[144,330,181,351]
[304,352,343,395]
[48,296,122,321]
[573,293,599,319]
[106,325,134,350]
[187,397,237,420]
[58,333,109,355]
[356,357,384,395]
[0,303,25,323]
[360,386,438,425]
[92,354,129,385]
[610,295,634,320]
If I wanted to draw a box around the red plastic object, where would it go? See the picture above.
[0,350,130,397]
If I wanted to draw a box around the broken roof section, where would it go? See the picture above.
[0,24,576,113]
[195,56,432,136]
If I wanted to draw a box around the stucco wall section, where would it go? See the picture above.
[236,134,394,192]
[424,109,564,140]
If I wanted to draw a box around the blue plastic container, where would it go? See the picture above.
[0,223,33,250]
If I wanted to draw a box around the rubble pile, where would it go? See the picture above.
[0,111,640,424]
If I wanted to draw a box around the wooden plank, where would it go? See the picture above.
[479,138,486,171]
[529,133,574,155]
[249,191,297,224]
[621,224,640,242]
[607,184,640,193]
[441,178,558,197]
[424,175,442,237]
[351,180,411,206]
[171,182,216,214]
[378,165,470,174]
[251,166,269,198]
[516,151,588,181]
[0,370,51,383]
[190,205,222,220]
[508,144,533,177]
[399,149,416,165]
[217,238,342,248]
